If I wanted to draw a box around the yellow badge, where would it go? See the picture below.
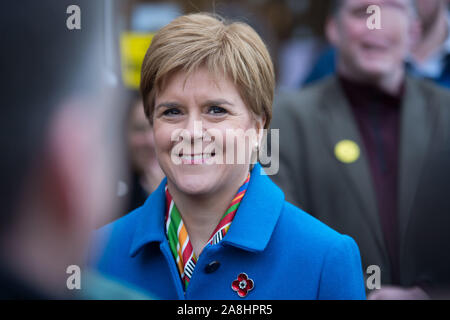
[335,140,360,164]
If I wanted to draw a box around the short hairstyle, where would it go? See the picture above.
[140,13,275,129]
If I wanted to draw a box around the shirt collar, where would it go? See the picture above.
[129,163,284,257]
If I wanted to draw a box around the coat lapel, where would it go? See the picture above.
[221,163,284,252]
[318,77,389,261]
[397,78,436,252]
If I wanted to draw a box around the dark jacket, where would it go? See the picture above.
[270,75,450,296]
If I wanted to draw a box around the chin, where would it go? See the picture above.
[357,57,393,75]
[354,63,391,81]
[170,170,220,196]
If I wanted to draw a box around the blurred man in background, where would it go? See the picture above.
[0,1,148,299]
[305,0,450,89]
[271,0,450,299]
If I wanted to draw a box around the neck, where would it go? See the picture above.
[167,169,249,256]
[413,7,448,62]
[338,63,405,96]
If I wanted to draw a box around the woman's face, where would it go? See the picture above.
[152,66,263,196]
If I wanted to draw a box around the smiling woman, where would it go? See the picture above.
[90,12,366,300]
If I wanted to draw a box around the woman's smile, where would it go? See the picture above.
[178,152,215,165]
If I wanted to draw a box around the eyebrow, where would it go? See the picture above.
[155,99,234,110]
[203,99,234,107]
[155,101,182,110]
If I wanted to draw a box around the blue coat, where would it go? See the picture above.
[90,163,366,300]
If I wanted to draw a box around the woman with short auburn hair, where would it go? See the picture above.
[91,12,366,300]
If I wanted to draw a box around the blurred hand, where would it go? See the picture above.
[367,285,430,300]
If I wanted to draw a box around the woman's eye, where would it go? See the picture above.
[163,108,181,116]
[207,105,227,115]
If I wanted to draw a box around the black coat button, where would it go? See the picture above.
[204,261,220,273]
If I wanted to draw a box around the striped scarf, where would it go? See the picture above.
[165,173,251,290]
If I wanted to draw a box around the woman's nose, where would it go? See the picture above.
[184,113,205,142]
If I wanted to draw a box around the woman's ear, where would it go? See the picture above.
[258,114,266,130]
[252,114,266,155]
[254,114,266,143]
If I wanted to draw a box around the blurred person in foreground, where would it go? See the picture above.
[271,0,450,299]
[305,0,450,89]
[125,92,164,214]
[89,13,366,300]
[0,1,149,299]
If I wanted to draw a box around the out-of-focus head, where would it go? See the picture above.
[326,0,418,82]
[0,0,125,296]
[140,13,275,197]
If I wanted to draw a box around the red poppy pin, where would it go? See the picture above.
[231,273,254,298]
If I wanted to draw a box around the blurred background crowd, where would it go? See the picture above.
[1,0,450,299]
[107,0,450,217]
